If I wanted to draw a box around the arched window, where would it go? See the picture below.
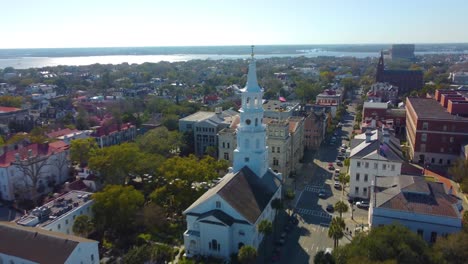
[254,97,258,107]
[255,118,258,126]
[238,242,245,250]
[246,97,250,108]
[256,139,260,149]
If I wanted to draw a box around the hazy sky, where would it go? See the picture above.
[2,0,468,49]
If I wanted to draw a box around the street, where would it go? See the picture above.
[278,95,369,263]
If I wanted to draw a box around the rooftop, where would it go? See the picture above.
[407,97,468,121]
[0,106,22,113]
[0,221,96,264]
[263,100,299,113]
[373,175,462,219]
[350,129,404,162]
[46,128,79,139]
[180,111,217,122]
[17,190,93,228]
[0,141,69,168]
[363,101,388,110]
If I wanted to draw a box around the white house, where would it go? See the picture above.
[16,190,94,235]
[0,141,70,201]
[370,175,462,243]
[0,221,99,264]
[183,50,282,260]
[349,128,404,199]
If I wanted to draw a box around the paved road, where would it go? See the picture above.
[278,95,370,263]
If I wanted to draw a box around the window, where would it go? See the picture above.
[224,152,229,160]
[391,165,395,171]
[365,162,369,168]
[422,122,428,130]
[227,143,230,149]
[238,242,245,250]
[273,158,279,166]
[443,125,447,131]
[417,229,424,237]
[255,118,258,126]
[382,164,387,170]
[222,142,225,148]
[430,232,437,243]
[357,161,361,168]
[277,147,280,153]
[440,147,444,153]
[209,239,220,251]
[356,173,360,181]
[58,224,61,230]
[374,163,378,169]
[272,146,275,153]
[355,187,359,195]
[449,137,454,143]
[245,157,249,162]
[363,188,367,197]
[216,201,221,208]
[65,219,69,225]
[91,254,94,262]
[421,133,427,142]
[239,230,245,236]
[420,144,426,152]
[364,174,368,182]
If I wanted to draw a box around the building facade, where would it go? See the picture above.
[0,141,70,201]
[367,82,398,103]
[183,51,282,260]
[349,128,404,199]
[376,51,423,95]
[370,175,462,243]
[303,110,326,150]
[362,102,406,137]
[263,100,301,120]
[405,90,468,165]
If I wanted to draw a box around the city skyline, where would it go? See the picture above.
[1,0,468,49]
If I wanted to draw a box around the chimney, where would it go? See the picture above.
[365,128,372,143]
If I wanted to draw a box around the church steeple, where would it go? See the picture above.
[376,50,385,82]
[233,46,269,177]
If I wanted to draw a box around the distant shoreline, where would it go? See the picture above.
[1,44,468,59]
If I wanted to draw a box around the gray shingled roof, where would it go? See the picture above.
[184,166,281,224]
[350,129,404,162]
[0,222,96,264]
[373,175,461,218]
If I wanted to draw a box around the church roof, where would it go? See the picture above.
[184,166,281,224]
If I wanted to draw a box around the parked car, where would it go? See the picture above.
[336,160,343,166]
[334,181,341,189]
[342,136,350,141]
[328,163,334,170]
[318,189,326,198]
[337,155,345,161]
[326,204,334,212]
[341,144,348,149]
[356,201,370,209]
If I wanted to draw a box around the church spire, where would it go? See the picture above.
[246,45,262,93]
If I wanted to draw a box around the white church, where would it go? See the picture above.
[183,48,283,260]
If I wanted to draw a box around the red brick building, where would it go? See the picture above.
[362,102,406,137]
[406,89,468,165]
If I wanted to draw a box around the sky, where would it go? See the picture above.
[1,0,468,49]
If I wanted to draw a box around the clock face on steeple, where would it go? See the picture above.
[245,119,251,125]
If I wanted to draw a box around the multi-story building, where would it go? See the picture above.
[367,82,398,103]
[362,102,406,136]
[179,108,238,156]
[303,109,327,150]
[315,89,342,106]
[0,221,99,264]
[370,175,462,243]
[16,190,94,235]
[218,116,304,178]
[405,90,468,165]
[91,122,137,148]
[0,106,35,134]
[183,51,281,261]
[47,128,92,145]
[349,128,404,199]
[0,141,70,201]
[376,51,423,95]
[262,100,301,120]
[450,72,468,85]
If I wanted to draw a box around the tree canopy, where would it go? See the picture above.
[70,138,98,166]
[136,127,182,157]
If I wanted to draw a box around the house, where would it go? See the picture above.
[349,128,404,199]
[0,141,70,201]
[406,90,468,165]
[370,175,462,243]
[362,102,406,136]
[16,190,94,235]
[91,122,137,148]
[316,89,342,106]
[0,106,34,134]
[0,221,99,264]
[183,51,282,260]
[367,82,399,103]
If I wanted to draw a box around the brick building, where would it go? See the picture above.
[362,102,406,137]
[405,89,468,165]
[376,51,423,95]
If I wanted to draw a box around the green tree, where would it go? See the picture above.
[284,189,295,216]
[314,250,335,264]
[92,185,145,235]
[238,245,257,264]
[258,219,273,263]
[328,217,345,248]
[449,158,468,193]
[463,211,468,231]
[334,201,348,218]
[70,138,98,166]
[0,95,23,107]
[333,224,434,264]
[72,215,93,237]
[433,231,468,264]
[338,173,350,197]
[136,127,182,157]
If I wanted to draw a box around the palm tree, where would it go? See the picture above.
[284,189,295,216]
[238,245,257,264]
[334,201,349,218]
[338,173,350,197]
[258,219,273,263]
[328,217,345,248]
